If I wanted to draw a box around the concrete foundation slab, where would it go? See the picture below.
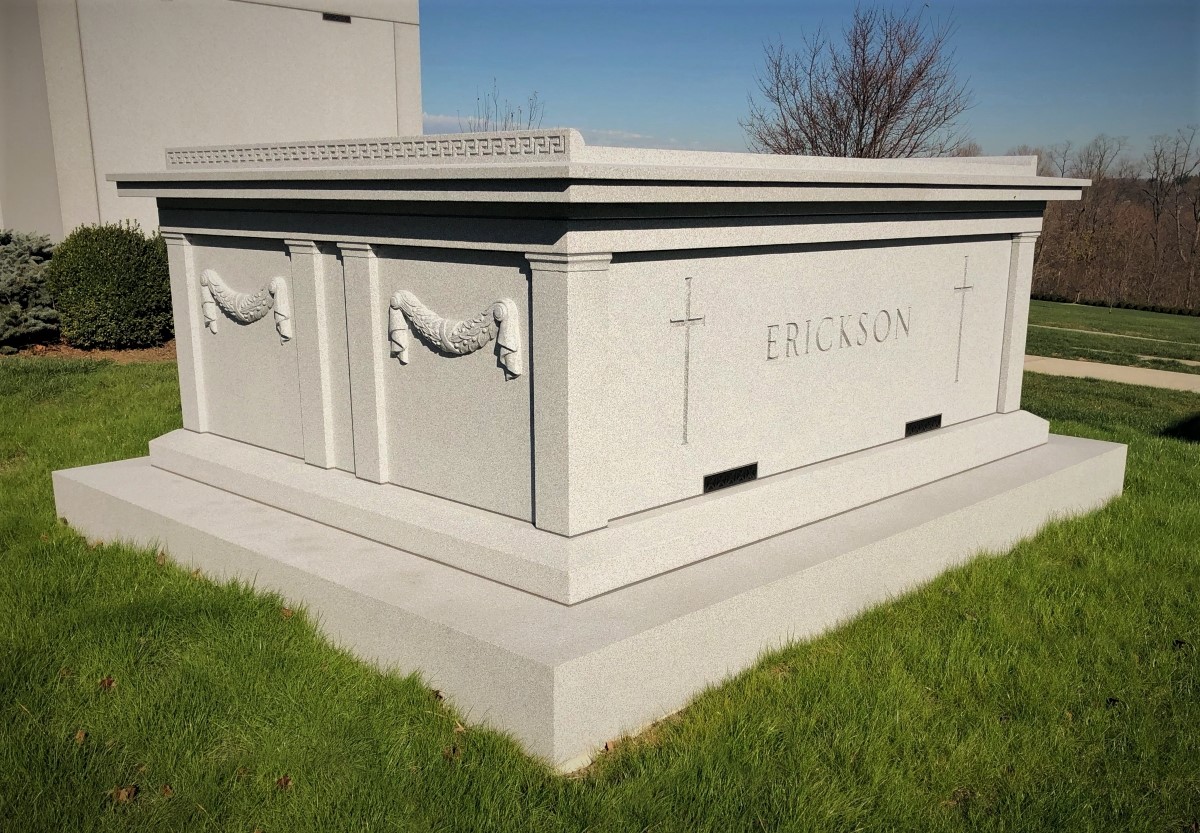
[53,433,1126,770]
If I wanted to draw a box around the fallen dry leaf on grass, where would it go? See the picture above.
[160,784,174,798]
[74,730,87,745]
[275,774,293,790]
[98,675,115,691]
[109,785,139,805]
[281,607,294,619]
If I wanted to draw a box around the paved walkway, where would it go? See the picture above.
[1024,355,1200,393]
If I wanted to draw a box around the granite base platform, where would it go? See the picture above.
[53,433,1126,770]
[145,410,1050,604]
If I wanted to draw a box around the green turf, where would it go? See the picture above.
[1029,300,1200,344]
[1025,327,1200,374]
[1027,301,1200,372]
[2,357,1199,831]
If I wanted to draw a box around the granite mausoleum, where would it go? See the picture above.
[53,129,1127,769]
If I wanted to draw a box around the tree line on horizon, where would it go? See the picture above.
[1016,131,1200,314]
[743,5,1199,314]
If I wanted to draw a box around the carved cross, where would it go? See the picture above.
[953,256,975,383]
[670,276,705,444]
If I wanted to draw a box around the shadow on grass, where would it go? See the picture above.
[1160,412,1200,443]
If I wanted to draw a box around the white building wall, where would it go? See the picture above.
[25,0,422,237]
[0,0,64,238]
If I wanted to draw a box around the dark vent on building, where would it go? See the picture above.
[905,414,943,437]
[704,462,758,494]
[322,12,352,23]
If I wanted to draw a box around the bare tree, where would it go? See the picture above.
[741,5,973,158]
[1141,131,1187,287]
[1156,129,1200,312]
[1146,126,1200,307]
[1070,134,1131,181]
[1006,144,1053,177]
[459,80,545,133]
[1033,129,1200,313]
[949,140,983,157]
[1044,141,1074,178]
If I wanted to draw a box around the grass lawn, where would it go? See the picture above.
[1026,301,1200,375]
[1022,301,1200,376]
[1025,327,1200,375]
[1028,300,1200,344]
[2,357,1199,832]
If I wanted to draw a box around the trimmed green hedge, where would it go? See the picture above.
[0,229,58,351]
[45,222,172,349]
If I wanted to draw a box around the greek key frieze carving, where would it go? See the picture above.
[167,131,571,169]
[387,291,523,379]
[199,269,293,342]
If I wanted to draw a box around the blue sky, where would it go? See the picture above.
[419,0,1199,156]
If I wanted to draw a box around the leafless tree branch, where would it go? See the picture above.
[741,5,973,158]
[1034,128,1200,312]
[459,80,545,133]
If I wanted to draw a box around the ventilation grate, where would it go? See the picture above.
[704,463,759,494]
[905,414,943,437]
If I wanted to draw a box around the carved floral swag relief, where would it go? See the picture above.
[200,269,293,342]
[196,269,521,376]
[388,291,523,378]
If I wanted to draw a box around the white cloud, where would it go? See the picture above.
[581,128,738,152]
[422,112,465,133]
[582,128,654,142]
[580,128,676,148]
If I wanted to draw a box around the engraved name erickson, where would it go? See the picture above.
[766,307,911,360]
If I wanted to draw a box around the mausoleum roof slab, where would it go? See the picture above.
[109,129,1089,206]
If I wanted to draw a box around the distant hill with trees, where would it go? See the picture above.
[1025,129,1199,315]
[739,0,1199,316]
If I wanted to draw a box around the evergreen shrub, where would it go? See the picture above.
[0,229,58,352]
[45,222,172,349]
